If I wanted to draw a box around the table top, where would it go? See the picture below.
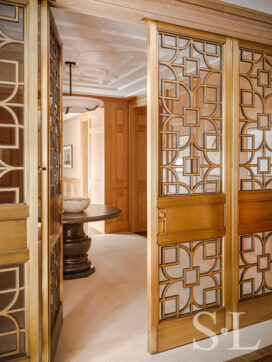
[63,204,122,224]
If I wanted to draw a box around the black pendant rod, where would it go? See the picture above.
[65,61,76,96]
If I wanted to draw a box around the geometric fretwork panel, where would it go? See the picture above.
[0,264,25,360]
[0,4,25,203]
[239,232,272,300]
[159,239,222,320]
[159,32,222,195]
[49,27,61,198]
[239,48,272,190]
[50,238,61,328]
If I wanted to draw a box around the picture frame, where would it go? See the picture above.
[63,145,73,168]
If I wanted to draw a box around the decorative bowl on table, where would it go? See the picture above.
[63,197,90,213]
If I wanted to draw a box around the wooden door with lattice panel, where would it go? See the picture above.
[147,21,233,353]
[0,0,39,361]
[40,2,63,361]
[233,39,272,329]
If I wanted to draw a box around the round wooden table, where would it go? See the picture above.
[63,204,122,280]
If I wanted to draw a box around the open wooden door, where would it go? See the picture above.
[41,2,63,361]
[147,21,233,352]
[0,1,39,360]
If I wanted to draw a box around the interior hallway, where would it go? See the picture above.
[55,233,272,362]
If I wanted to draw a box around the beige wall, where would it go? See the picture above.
[63,114,81,197]
[88,107,105,233]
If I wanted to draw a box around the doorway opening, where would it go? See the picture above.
[51,6,149,360]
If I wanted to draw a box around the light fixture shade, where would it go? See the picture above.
[62,96,104,113]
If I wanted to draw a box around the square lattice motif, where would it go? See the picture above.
[184,57,200,77]
[241,49,254,62]
[258,157,271,174]
[241,89,255,108]
[257,254,271,272]
[203,240,218,259]
[239,232,272,300]
[241,235,254,252]
[184,156,200,175]
[205,133,220,151]
[184,107,200,127]
[184,267,200,287]
[204,85,218,103]
[241,134,255,151]
[257,69,271,87]
[258,113,271,130]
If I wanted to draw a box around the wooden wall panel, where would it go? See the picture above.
[129,104,147,232]
[105,100,129,233]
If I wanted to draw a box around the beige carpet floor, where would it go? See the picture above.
[55,233,272,362]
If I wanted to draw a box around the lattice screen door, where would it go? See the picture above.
[40,1,63,361]
[147,20,272,353]
[0,0,40,361]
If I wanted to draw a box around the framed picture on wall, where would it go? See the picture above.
[63,145,73,168]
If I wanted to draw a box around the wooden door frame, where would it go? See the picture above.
[49,0,272,46]
[42,0,272,357]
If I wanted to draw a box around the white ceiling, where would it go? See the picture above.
[52,8,146,98]
[52,1,271,98]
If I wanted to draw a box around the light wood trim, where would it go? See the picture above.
[25,1,39,360]
[157,308,225,352]
[157,228,226,245]
[223,37,233,331]
[0,204,29,220]
[0,249,29,266]
[239,190,272,202]
[59,19,64,316]
[239,295,272,329]
[156,21,226,43]
[239,221,272,235]
[0,220,27,251]
[147,20,159,354]
[238,39,272,54]
[176,0,272,24]
[232,38,240,329]
[40,1,50,360]
[13,357,30,362]
[50,0,272,45]
[1,0,29,5]
[157,193,225,207]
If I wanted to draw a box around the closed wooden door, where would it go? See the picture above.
[40,2,63,361]
[233,39,272,329]
[147,21,233,353]
[129,105,147,232]
[147,18,272,353]
[0,1,39,361]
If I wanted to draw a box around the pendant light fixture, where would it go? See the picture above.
[63,61,104,114]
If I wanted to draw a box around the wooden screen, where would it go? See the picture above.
[0,1,39,360]
[147,21,230,353]
[41,4,63,360]
[237,41,272,328]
